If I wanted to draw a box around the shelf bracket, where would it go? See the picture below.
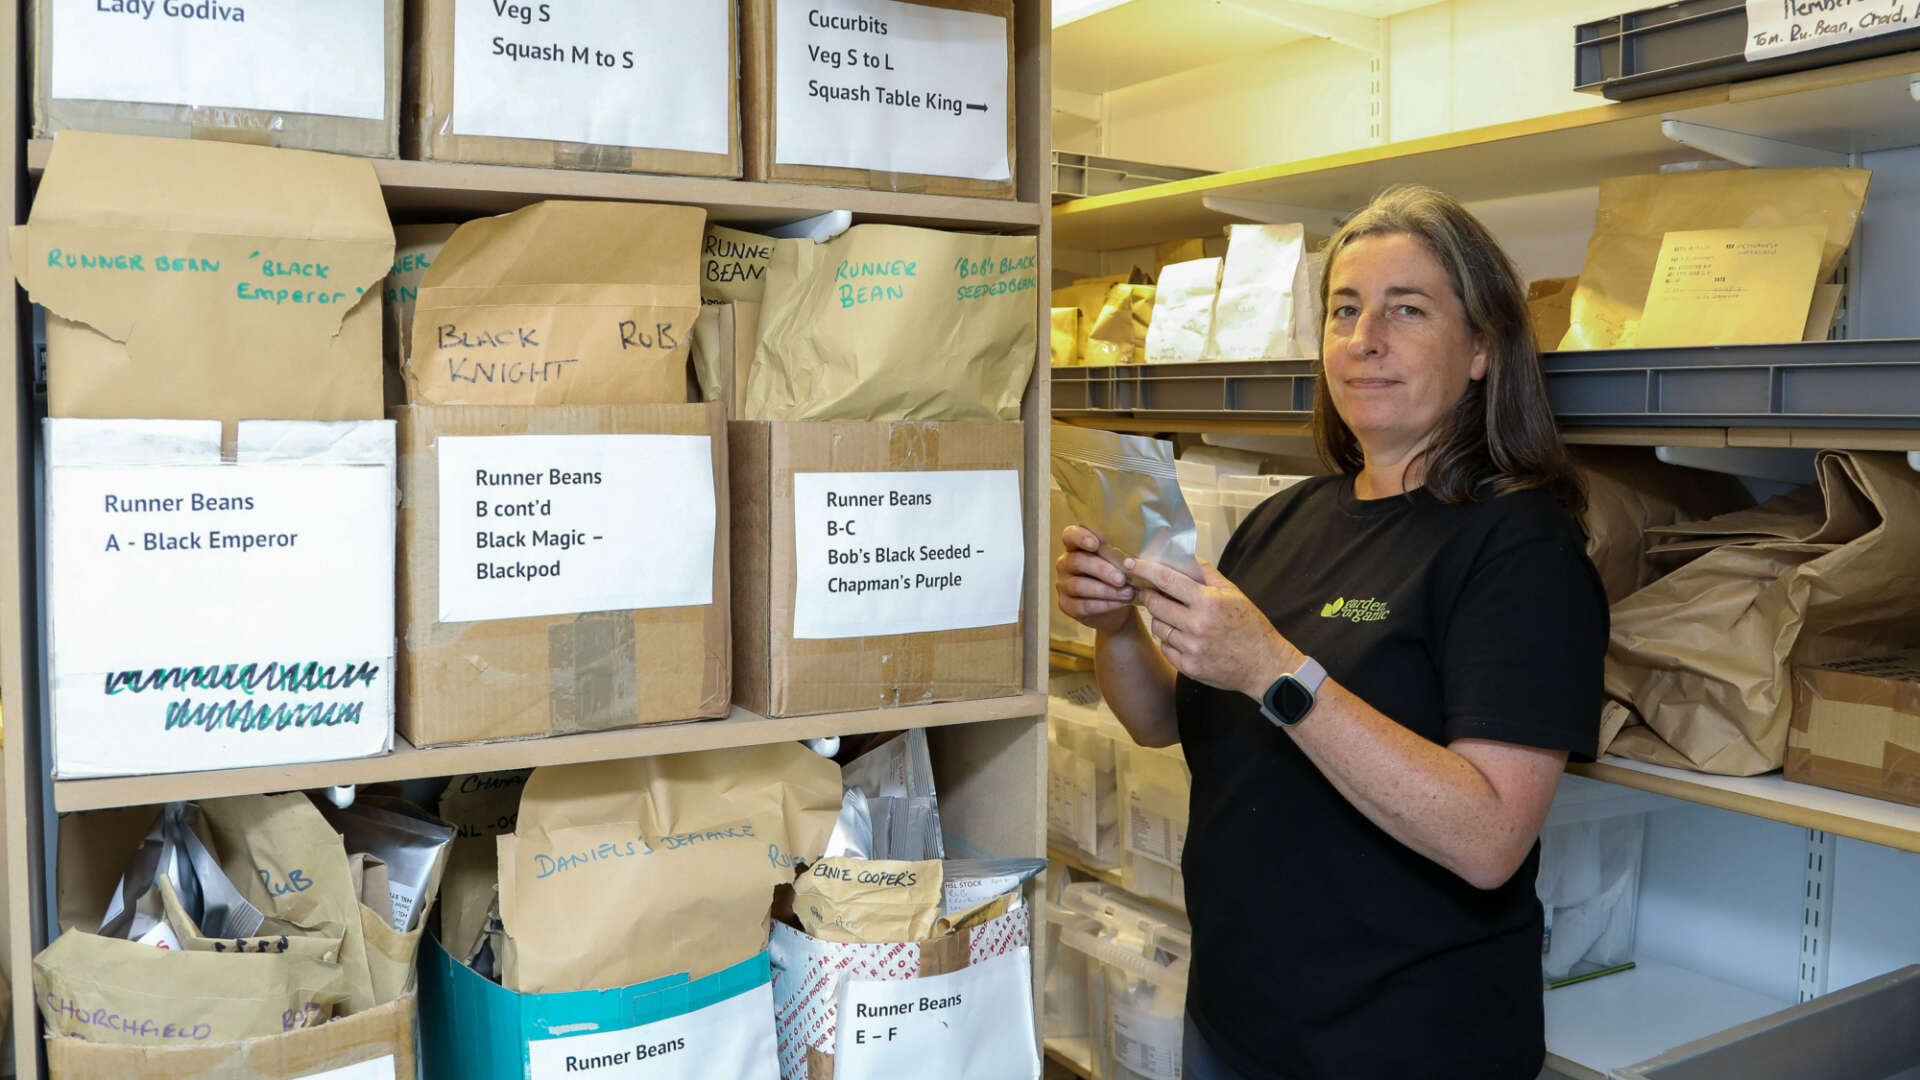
[1659,120,1850,170]
[1798,828,1837,1002]
[1213,0,1382,55]
[1054,88,1104,124]
[1201,196,1347,236]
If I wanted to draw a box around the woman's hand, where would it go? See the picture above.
[1129,556,1306,699]
[1054,525,1136,634]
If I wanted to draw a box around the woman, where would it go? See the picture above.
[1055,185,1607,1080]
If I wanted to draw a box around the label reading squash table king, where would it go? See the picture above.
[791,470,1023,640]
[437,434,715,623]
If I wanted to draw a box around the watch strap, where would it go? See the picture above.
[1293,655,1327,695]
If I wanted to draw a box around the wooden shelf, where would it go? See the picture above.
[24,138,1045,230]
[1049,845,1125,889]
[1544,959,1790,1079]
[1569,756,1920,854]
[51,692,1046,812]
[1053,414,1920,451]
[1044,1034,1094,1079]
[1053,51,1920,250]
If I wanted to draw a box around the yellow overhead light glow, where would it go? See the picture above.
[1052,0,1135,28]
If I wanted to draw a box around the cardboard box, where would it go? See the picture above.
[418,937,777,1080]
[396,402,731,746]
[46,992,416,1080]
[12,132,391,445]
[1787,651,1920,806]
[729,421,1025,718]
[741,0,1016,198]
[405,0,739,177]
[44,419,397,779]
[32,0,401,157]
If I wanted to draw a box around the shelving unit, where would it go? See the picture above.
[1043,1034,1095,1079]
[1048,38,1920,1080]
[0,0,1056,1074]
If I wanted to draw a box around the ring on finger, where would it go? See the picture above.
[1159,621,1175,646]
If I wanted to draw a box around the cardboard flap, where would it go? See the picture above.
[14,130,390,372]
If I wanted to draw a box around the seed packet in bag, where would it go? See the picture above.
[1051,423,1201,583]
[99,802,264,946]
[821,788,875,861]
[841,729,944,862]
[792,858,943,944]
[941,857,1046,916]
[320,796,455,933]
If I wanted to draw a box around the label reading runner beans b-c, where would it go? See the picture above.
[436,434,716,623]
[791,470,1022,640]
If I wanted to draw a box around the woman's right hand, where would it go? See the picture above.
[1054,525,1137,633]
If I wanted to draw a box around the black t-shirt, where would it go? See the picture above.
[1175,474,1607,1080]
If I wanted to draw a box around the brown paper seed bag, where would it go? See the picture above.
[406,200,705,406]
[1560,168,1870,351]
[34,929,349,1046]
[792,859,944,944]
[745,224,1037,422]
[498,742,841,993]
[1050,307,1080,367]
[1085,284,1156,366]
[157,876,345,964]
[436,769,531,964]
[382,223,460,404]
[1527,277,1577,356]
[702,224,777,305]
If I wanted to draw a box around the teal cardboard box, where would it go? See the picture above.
[419,935,778,1079]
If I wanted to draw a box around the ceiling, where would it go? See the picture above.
[1054,0,1439,95]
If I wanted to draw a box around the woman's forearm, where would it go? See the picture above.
[1095,607,1182,748]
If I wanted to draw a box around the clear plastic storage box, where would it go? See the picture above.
[1120,741,1190,910]
[1537,773,1656,986]
[1050,678,1128,869]
[1052,883,1193,1080]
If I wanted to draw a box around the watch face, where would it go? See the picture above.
[1273,676,1314,723]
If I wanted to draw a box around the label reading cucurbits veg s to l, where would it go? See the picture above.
[790,470,1023,640]
[436,434,715,624]
[521,982,777,1080]
[450,0,730,152]
[774,0,1010,181]
[51,0,387,120]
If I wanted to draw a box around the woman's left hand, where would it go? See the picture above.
[1128,557,1306,700]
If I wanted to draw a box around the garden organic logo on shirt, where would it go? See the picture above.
[1320,596,1389,622]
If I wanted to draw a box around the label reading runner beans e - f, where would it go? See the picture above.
[436,434,716,623]
[790,470,1022,640]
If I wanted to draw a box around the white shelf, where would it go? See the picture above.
[1544,960,1791,1079]
[1043,1034,1094,1079]
[1569,756,1920,854]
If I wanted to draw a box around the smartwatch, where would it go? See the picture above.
[1259,657,1327,728]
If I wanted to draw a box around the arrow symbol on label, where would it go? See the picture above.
[965,103,988,112]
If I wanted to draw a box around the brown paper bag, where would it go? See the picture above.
[1085,285,1156,366]
[435,769,530,964]
[691,300,761,415]
[1050,307,1080,367]
[1577,448,1755,603]
[746,225,1037,421]
[497,742,841,993]
[157,876,344,964]
[792,859,944,944]
[1603,451,1920,774]
[406,200,705,406]
[703,224,776,305]
[1527,277,1578,355]
[382,223,460,403]
[1054,269,1146,364]
[34,929,349,1046]
[1560,168,1870,351]
[10,131,392,438]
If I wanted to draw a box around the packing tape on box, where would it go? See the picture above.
[870,168,930,195]
[554,140,639,173]
[188,107,273,144]
[548,611,641,734]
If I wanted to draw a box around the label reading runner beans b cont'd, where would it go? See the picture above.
[775,0,1011,180]
[436,434,716,624]
[791,470,1023,640]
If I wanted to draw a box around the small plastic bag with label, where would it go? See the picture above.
[842,728,944,862]
[319,795,456,932]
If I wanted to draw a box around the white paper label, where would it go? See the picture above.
[1744,0,1918,60]
[136,920,183,952]
[436,435,715,623]
[451,0,730,152]
[48,464,394,778]
[1126,803,1185,868]
[774,0,1010,180]
[51,0,386,120]
[832,948,1040,1080]
[524,982,777,1080]
[299,1057,397,1080]
[1048,753,1078,837]
[388,882,422,933]
[1111,1004,1182,1080]
[790,470,1023,640]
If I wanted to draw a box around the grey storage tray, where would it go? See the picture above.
[1615,965,1920,1079]
[1052,151,1214,202]
[1575,0,1920,101]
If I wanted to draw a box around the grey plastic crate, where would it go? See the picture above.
[1052,152,1214,203]
[1575,0,1920,100]
[1052,360,1319,418]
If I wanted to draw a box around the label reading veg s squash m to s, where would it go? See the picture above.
[52,0,388,120]
[790,470,1023,640]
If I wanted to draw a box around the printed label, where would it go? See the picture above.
[436,434,715,623]
[524,983,777,1080]
[136,920,183,952]
[774,0,1010,180]
[1048,753,1078,838]
[299,1056,397,1080]
[388,881,422,933]
[832,948,1040,1080]
[1745,0,1918,61]
[790,470,1023,640]
[452,0,730,152]
[47,463,394,778]
[1111,1003,1182,1080]
[1126,802,1185,868]
[51,0,386,120]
